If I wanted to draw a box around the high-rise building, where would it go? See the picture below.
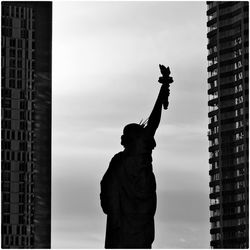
[1,2,52,248]
[207,1,249,248]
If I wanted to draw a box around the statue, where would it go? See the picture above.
[100,65,173,248]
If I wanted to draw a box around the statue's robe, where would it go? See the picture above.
[100,133,157,248]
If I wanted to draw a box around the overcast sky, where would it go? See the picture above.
[52,1,210,248]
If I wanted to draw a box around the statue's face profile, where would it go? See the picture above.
[121,123,153,154]
[121,123,143,148]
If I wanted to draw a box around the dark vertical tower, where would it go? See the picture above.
[1,2,52,248]
[207,1,249,248]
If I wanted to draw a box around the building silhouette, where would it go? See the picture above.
[1,2,52,248]
[207,1,249,248]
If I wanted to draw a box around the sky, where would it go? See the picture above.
[52,1,210,248]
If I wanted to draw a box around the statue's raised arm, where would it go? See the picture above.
[145,64,173,136]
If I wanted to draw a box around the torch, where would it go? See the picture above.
[158,64,173,109]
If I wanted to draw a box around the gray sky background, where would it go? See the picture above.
[52,1,210,248]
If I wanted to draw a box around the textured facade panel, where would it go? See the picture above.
[1,2,52,248]
[207,1,249,248]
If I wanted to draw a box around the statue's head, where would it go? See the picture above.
[121,123,144,148]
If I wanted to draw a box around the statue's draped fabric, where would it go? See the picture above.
[100,132,157,248]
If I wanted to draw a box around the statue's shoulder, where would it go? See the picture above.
[101,152,123,183]
[110,151,124,165]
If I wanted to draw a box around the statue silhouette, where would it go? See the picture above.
[100,65,173,248]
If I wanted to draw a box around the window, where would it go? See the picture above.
[210,209,220,217]
[2,6,10,16]
[212,126,218,134]
[212,233,221,241]
[2,141,11,149]
[210,197,220,205]
[209,91,218,101]
[210,79,218,89]
[237,205,246,214]
[234,37,242,45]
[235,156,244,165]
[234,72,244,82]
[20,91,25,99]
[19,183,25,191]
[18,39,23,48]
[20,101,26,109]
[208,23,217,32]
[4,110,11,119]
[208,46,217,55]
[17,50,22,58]
[209,103,218,112]
[211,221,220,228]
[10,49,15,57]
[11,151,15,161]
[21,30,27,39]
[10,235,14,246]
[9,69,15,78]
[210,115,218,123]
[17,70,22,78]
[208,57,218,66]
[19,194,25,203]
[209,68,218,77]
[236,193,245,201]
[10,130,15,140]
[21,20,26,29]
[19,215,24,224]
[30,237,34,246]
[2,203,10,213]
[235,144,244,153]
[235,132,244,140]
[3,172,10,181]
[235,108,243,117]
[21,8,24,18]
[210,138,219,147]
[2,225,8,234]
[22,152,26,161]
[208,11,217,21]
[22,131,26,140]
[17,80,22,88]
[9,79,15,88]
[19,205,24,213]
[236,181,245,189]
[19,173,25,182]
[235,96,244,105]
[10,39,16,47]
[214,161,218,169]
[19,141,27,150]
[9,59,16,67]
[15,236,19,246]
[2,162,11,171]
[235,120,243,128]
[234,61,242,70]
[235,84,243,93]
[20,121,27,130]
[234,49,242,58]
[4,236,9,246]
[20,111,25,120]
[17,60,22,68]
[6,130,11,139]
[3,215,10,224]
[210,185,220,193]
[214,150,219,157]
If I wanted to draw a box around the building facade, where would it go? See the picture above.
[1,2,52,248]
[207,1,249,248]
